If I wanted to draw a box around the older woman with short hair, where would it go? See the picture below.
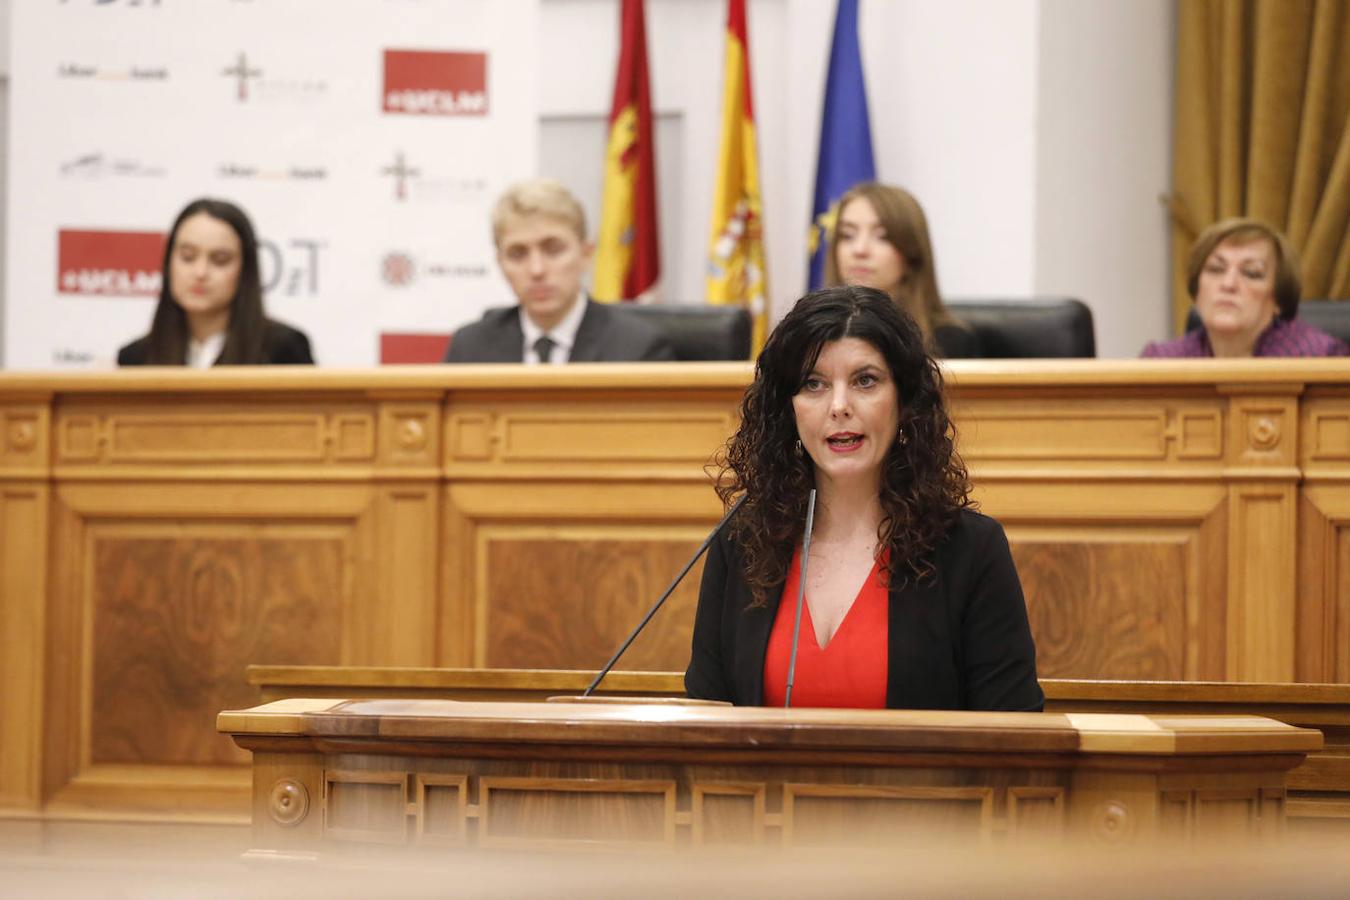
[1142,218,1347,358]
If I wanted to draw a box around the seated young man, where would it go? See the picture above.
[443,178,675,364]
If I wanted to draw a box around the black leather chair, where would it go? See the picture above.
[1185,300,1350,345]
[946,298,1096,358]
[623,304,753,361]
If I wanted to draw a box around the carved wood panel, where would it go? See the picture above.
[1011,531,1198,680]
[1296,486,1350,683]
[481,530,704,671]
[954,398,1224,467]
[478,777,677,849]
[782,784,993,845]
[89,527,346,766]
[56,405,377,466]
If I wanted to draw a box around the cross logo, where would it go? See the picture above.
[222,52,262,102]
[381,151,421,201]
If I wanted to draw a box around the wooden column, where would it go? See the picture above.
[1222,385,1302,682]
[0,399,51,812]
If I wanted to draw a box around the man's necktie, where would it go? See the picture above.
[534,335,557,364]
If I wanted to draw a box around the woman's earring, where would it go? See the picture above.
[896,426,909,447]
[794,439,804,457]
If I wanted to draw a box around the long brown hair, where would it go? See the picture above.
[144,198,268,365]
[714,285,972,606]
[825,182,963,341]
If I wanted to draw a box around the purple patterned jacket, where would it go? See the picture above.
[1141,317,1349,358]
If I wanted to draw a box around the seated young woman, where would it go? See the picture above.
[1142,217,1347,358]
[825,182,979,359]
[685,285,1042,711]
[118,198,314,366]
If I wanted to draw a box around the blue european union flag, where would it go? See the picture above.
[806,0,875,290]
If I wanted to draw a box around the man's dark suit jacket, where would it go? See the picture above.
[442,299,677,363]
[685,509,1045,712]
[117,319,314,366]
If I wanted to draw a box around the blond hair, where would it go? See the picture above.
[491,178,586,246]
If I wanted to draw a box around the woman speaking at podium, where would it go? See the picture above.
[118,198,314,367]
[685,286,1042,711]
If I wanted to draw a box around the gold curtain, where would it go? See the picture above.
[1171,0,1350,333]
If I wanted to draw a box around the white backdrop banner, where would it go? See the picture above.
[4,0,538,368]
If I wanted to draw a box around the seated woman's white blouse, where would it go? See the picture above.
[187,332,226,368]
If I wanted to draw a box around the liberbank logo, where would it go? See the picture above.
[382,49,487,116]
[57,229,164,296]
[57,62,168,81]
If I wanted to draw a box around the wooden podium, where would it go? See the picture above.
[217,698,1319,855]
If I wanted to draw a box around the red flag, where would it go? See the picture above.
[594,0,660,302]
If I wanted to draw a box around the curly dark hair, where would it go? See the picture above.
[714,285,972,606]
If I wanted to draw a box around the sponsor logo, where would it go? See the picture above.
[57,229,165,296]
[221,52,262,101]
[381,151,420,201]
[222,51,327,103]
[57,62,168,81]
[216,161,328,182]
[60,152,167,178]
[379,332,452,365]
[53,348,96,366]
[58,0,161,7]
[382,49,488,117]
[259,238,326,296]
[380,150,486,203]
[382,252,416,286]
[378,250,487,285]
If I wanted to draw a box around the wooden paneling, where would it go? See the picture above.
[245,670,1350,834]
[483,532,703,670]
[987,481,1228,681]
[1013,536,1189,679]
[443,479,720,669]
[479,777,677,849]
[783,785,993,846]
[218,699,1319,855]
[41,482,378,819]
[89,530,345,766]
[5,362,1350,825]
[0,484,48,810]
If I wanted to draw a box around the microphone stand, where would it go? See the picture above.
[582,494,748,697]
[783,488,817,708]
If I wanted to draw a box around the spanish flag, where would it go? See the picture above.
[706,0,768,352]
[594,0,660,302]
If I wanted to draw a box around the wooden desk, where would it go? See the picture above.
[216,698,1319,853]
[251,666,1350,833]
[7,360,1350,824]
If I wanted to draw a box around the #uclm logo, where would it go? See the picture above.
[383,49,487,117]
[57,229,164,296]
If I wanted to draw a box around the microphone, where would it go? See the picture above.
[583,494,749,697]
[783,488,817,708]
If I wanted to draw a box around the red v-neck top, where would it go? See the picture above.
[762,548,889,709]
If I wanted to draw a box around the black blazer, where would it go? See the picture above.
[117,319,314,366]
[685,509,1044,711]
[443,299,677,363]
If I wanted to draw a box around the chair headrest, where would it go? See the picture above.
[621,305,752,361]
[946,298,1096,358]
